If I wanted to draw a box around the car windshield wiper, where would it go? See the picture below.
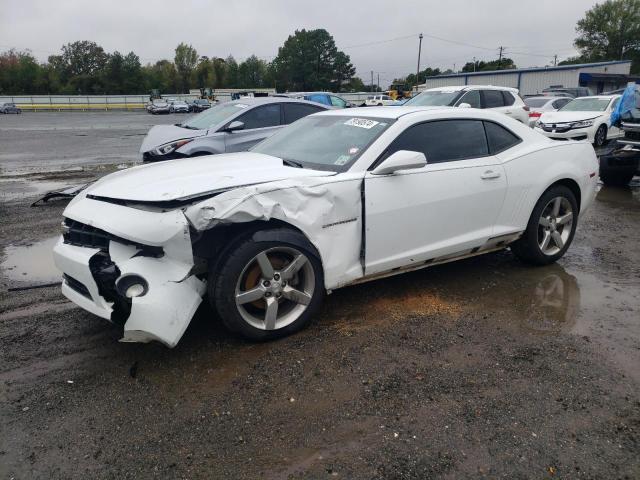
[281,158,304,168]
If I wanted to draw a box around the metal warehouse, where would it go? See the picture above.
[418,60,634,96]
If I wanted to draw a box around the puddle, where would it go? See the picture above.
[1,236,60,284]
[0,178,82,201]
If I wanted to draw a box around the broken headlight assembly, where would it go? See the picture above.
[152,139,193,156]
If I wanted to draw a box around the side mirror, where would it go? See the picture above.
[371,150,427,175]
[458,102,472,108]
[225,120,245,132]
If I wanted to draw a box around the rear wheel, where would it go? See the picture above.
[211,229,324,341]
[511,185,578,265]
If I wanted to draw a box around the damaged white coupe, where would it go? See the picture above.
[53,107,599,347]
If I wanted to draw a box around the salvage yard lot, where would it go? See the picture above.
[1,112,639,479]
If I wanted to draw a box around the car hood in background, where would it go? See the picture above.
[139,124,208,153]
[539,111,605,124]
[85,153,334,203]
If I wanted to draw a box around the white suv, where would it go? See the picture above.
[365,94,395,106]
[405,85,530,124]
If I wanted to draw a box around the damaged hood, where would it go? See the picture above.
[139,124,208,153]
[86,153,334,203]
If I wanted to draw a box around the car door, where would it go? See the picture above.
[224,103,283,152]
[364,119,507,276]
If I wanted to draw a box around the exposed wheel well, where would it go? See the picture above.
[548,178,581,212]
[192,219,314,274]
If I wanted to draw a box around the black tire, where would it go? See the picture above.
[593,124,607,147]
[600,169,634,186]
[210,228,325,341]
[511,185,578,265]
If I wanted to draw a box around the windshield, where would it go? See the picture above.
[404,90,461,107]
[181,102,247,130]
[251,115,393,172]
[560,98,611,112]
[524,98,551,108]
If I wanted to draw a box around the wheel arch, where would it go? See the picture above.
[193,219,323,279]
[547,178,582,212]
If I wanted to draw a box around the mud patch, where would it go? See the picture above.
[1,236,60,284]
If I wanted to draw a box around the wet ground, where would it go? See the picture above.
[1,112,639,479]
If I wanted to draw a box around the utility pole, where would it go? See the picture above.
[498,46,504,70]
[453,63,456,73]
[416,33,423,93]
[553,54,557,67]
[371,70,374,92]
[473,56,476,72]
[377,73,380,92]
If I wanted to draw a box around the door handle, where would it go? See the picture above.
[481,170,501,180]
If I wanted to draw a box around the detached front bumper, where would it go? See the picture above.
[53,198,206,347]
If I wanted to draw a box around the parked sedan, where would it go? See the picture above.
[190,99,211,112]
[0,102,22,114]
[169,100,190,113]
[140,97,329,161]
[405,85,530,124]
[54,106,598,347]
[535,95,622,147]
[524,96,572,127]
[146,100,170,114]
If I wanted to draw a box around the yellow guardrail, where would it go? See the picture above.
[18,103,147,111]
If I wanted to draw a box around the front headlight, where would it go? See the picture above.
[152,139,193,156]
[571,119,594,129]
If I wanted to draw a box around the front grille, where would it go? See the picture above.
[63,274,92,299]
[63,218,112,250]
[624,130,640,141]
[62,218,163,255]
[541,123,571,133]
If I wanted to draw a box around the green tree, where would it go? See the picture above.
[574,0,640,72]
[405,67,442,88]
[174,42,198,93]
[193,56,216,89]
[237,55,268,88]
[271,29,355,91]
[225,55,239,88]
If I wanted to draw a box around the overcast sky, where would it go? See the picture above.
[2,0,600,85]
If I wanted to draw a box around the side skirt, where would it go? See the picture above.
[348,232,522,287]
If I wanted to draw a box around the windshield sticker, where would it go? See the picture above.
[348,147,359,155]
[334,155,351,165]
[344,118,379,129]
[235,104,249,108]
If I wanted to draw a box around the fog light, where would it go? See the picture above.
[116,275,148,299]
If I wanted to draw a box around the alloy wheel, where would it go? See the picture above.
[234,247,315,330]
[537,196,574,256]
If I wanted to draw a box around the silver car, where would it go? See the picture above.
[169,100,190,113]
[140,97,329,161]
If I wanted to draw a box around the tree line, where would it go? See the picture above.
[0,29,363,95]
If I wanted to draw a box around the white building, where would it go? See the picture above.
[418,60,634,96]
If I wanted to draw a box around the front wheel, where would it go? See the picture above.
[593,124,607,147]
[511,185,578,265]
[211,229,325,341]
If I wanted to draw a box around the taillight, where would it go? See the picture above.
[529,111,542,118]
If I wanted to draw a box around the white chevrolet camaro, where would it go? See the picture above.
[54,107,599,347]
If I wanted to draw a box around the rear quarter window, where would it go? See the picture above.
[484,121,522,154]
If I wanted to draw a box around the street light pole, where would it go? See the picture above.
[416,33,423,93]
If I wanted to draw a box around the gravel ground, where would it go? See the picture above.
[0,112,639,479]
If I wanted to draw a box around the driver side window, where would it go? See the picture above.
[236,104,281,129]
